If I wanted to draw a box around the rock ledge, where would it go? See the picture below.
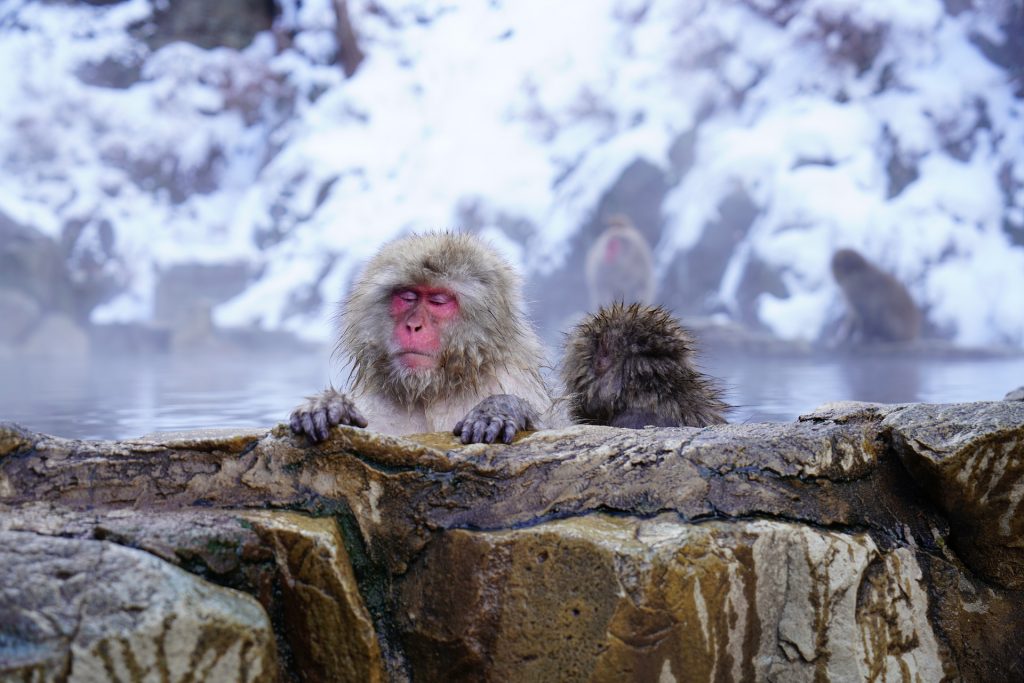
[2,400,1023,681]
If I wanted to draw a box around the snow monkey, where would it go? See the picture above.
[289,233,551,444]
[831,248,921,344]
[585,214,655,309]
[560,302,728,428]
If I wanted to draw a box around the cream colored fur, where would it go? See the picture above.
[339,232,551,435]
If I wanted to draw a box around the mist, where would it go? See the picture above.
[1,0,1023,439]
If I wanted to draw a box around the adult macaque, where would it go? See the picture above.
[290,233,551,444]
[560,302,728,428]
[831,248,921,344]
[585,214,655,309]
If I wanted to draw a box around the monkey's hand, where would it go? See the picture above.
[289,388,368,442]
[453,394,539,445]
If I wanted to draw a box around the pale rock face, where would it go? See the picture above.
[884,401,1024,589]
[0,530,276,682]
[0,505,388,683]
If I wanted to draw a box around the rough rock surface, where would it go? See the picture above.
[0,529,277,682]
[397,517,944,682]
[0,504,386,683]
[1,400,1023,681]
[883,402,1024,589]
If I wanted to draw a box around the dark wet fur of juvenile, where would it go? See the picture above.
[561,303,729,428]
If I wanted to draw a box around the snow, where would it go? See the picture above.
[0,0,1022,347]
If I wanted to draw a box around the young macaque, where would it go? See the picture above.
[831,248,921,343]
[289,233,551,444]
[560,302,728,428]
[585,214,655,309]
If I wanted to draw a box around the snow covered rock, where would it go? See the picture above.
[1,1,1022,349]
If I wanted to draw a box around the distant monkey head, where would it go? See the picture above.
[585,214,655,309]
[601,215,635,263]
[341,233,536,404]
[831,248,869,281]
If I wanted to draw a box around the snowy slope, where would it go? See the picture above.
[0,0,1021,346]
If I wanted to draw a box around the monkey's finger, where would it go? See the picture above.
[483,420,503,443]
[289,412,303,434]
[348,405,368,428]
[313,411,331,442]
[300,413,320,442]
[452,420,464,436]
[326,400,344,426]
[501,420,517,444]
[327,399,368,429]
[456,418,474,443]
[470,419,487,444]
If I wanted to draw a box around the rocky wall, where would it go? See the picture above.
[1,400,1022,681]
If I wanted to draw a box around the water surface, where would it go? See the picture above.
[0,350,1021,440]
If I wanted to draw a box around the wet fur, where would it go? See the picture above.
[561,303,728,428]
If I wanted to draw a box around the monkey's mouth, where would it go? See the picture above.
[396,351,437,370]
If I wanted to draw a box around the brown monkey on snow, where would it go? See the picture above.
[831,248,921,344]
[560,302,728,428]
[289,233,551,444]
[585,214,655,309]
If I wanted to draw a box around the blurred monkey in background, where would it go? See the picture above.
[289,233,551,444]
[585,214,655,309]
[831,248,921,344]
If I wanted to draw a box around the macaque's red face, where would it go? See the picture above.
[604,235,622,263]
[390,286,459,370]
